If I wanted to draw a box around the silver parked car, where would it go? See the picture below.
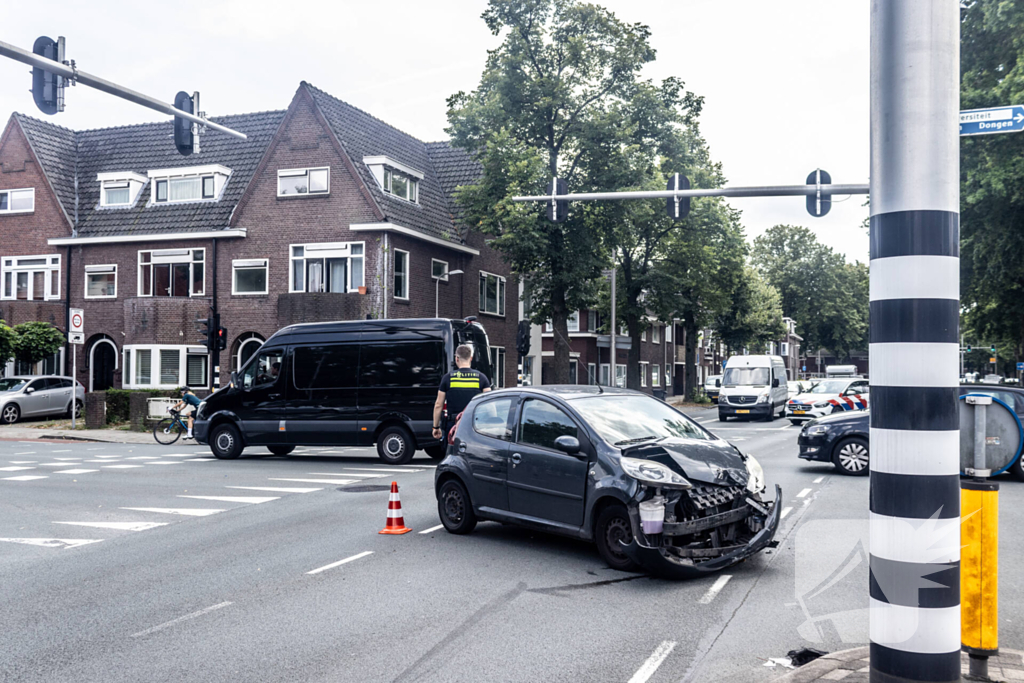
[0,376,85,424]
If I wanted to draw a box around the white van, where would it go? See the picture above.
[718,355,789,422]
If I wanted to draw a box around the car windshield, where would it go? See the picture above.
[810,380,848,394]
[0,378,28,392]
[723,367,769,386]
[571,395,713,446]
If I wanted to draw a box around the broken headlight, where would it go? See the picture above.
[745,454,765,494]
[620,457,692,489]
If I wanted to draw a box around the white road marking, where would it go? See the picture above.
[87,447,103,451]
[127,456,160,460]
[130,601,233,638]
[178,495,279,504]
[121,507,224,517]
[14,451,36,455]
[627,640,677,683]
[9,461,36,464]
[698,574,732,604]
[94,456,122,459]
[796,488,812,498]
[225,486,322,493]
[158,454,194,457]
[269,478,359,485]
[49,450,72,453]
[0,466,35,471]
[0,538,102,549]
[781,507,794,520]
[307,551,373,575]
[343,467,426,474]
[186,458,215,462]
[54,469,98,474]
[54,521,167,531]
[53,457,81,461]
[419,524,445,534]
[39,463,76,467]
[3,475,48,481]
[813,476,824,484]
[87,459,122,463]
[102,465,143,469]
[306,472,383,478]
[147,461,182,465]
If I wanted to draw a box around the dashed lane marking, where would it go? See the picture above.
[0,466,35,471]
[186,458,215,462]
[813,476,824,484]
[48,450,72,453]
[307,551,373,575]
[9,461,36,464]
[698,574,732,604]
[0,538,102,549]
[419,524,445,534]
[54,469,98,474]
[127,456,160,460]
[130,601,233,639]
[53,458,81,461]
[627,640,677,683]
[147,461,182,465]
[54,521,168,532]
[225,486,322,493]
[343,467,427,474]
[3,475,47,481]
[14,451,35,455]
[39,463,76,467]
[781,507,793,520]
[121,507,225,517]
[178,495,279,504]
[306,472,385,478]
[796,488,812,498]
[102,465,143,469]
[269,478,360,485]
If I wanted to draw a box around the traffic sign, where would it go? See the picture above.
[960,105,1024,136]
[68,332,84,345]
[991,357,997,364]
[69,308,84,334]
[1017,362,1024,371]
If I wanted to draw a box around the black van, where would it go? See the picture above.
[193,318,492,464]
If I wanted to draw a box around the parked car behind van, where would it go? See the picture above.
[194,318,493,464]
[0,375,85,424]
[717,355,789,421]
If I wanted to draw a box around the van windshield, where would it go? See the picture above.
[723,367,769,386]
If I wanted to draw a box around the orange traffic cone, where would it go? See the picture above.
[379,481,412,535]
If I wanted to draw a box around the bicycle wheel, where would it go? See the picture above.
[153,418,184,445]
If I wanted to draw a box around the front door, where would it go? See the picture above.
[20,378,51,416]
[508,398,588,527]
[237,348,288,445]
[92,343,115,391]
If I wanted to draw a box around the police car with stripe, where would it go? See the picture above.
[785,377,869,424]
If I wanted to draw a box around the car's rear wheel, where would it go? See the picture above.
[438,479,477,534]
[67,400,83,420]
[833,437,870,476]
[1,403,20,424]
[210,423,244,460]
[594,505,641,572]
[424,445,447,460]
[376,425,415,465]
[267,445,295,456]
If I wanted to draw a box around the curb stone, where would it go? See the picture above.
[772,647,1024,682]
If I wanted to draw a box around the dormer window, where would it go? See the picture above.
[363,156,423,204]
[148,164,231,205]
[97,172,146,207]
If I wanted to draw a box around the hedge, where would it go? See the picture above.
[105,389,178,425]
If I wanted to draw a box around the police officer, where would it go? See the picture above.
[433,344,491,441]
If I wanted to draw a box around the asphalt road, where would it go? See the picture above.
[2,409,1022,683]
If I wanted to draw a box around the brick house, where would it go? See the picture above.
[0,82,517,392]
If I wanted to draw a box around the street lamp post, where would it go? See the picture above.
[436,269,463,318]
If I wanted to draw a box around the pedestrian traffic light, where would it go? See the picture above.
[31,36,64,115]
[666,173,690,221]
[806,168,832,217]
[546,177,568,223]
[216,326,227,352]
[173,91,195,156]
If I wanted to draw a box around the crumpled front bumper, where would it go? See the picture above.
[622,484,782,579]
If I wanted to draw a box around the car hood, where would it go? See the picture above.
[808,410,869,427]
[790,392,838,403]
[623,437,748,488]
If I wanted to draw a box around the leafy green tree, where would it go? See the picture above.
[0,319,15,368]
[715,266,787,353]
[960,0,1024,372]
[447,0,700,383]
[13,321,65,366]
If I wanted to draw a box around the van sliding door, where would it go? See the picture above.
[289,343,360,445]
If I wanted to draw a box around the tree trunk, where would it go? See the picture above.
[550,286,571,384]
[683,312,699,400]
[626,313,641,390]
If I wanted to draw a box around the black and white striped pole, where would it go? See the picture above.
[868,2,961,682]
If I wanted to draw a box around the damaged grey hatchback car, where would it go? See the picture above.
[434,386,781,578]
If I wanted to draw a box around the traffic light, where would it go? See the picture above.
[31,36,64,115]
[991,345,997,353]
[174,91,195,156]
[516,320,531,356]
[197,314,214,350]
[806,169,832,217]
[666,173,690,221]
[216,326,228,352]
[546,177,568,223]
[967,345,972,352]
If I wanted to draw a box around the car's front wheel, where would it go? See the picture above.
[210,423,244,460]
[438,479,477,534]
[833,437,870,476]
[267,445,295,456]
[1,403,20,424]
[718,413,727,422]
[376,425,414,465]
[594,505,641,572]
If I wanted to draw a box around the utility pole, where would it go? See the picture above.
[609,269,616,387]
[868,3,961,683]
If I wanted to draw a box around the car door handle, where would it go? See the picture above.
[268,393,282,400]
[511,452,522,466]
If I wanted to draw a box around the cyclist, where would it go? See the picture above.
[171,387,202,440]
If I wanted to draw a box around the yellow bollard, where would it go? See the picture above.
[961,479,999,673]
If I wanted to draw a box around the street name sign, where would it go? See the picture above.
[960,106,1024,136]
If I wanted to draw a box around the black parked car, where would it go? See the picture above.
[194,317,492,463]
[797,385,1024,479]
[434,386,781,578]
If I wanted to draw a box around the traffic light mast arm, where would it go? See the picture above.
[512,182,869,203]
[0,38,247,141]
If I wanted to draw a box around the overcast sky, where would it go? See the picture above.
[0,0,870,262]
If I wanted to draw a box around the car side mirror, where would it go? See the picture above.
[715,379,721,387]
[25,387,34,394]
[554,435,581,455]
[772,378,780,388]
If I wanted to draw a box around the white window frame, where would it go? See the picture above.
[122,344,209,389]
[587,362,597,385]
[600,363,610,387]
[137,248,205,298]
[653,326,660,344]
[394,249,410,300]
[666,366,672,386]
[569,359,579,385]
[1,254,61,300]
[641,329,647,342]
[490,346,506,388]
[665,324,673,344]
[84,264,117,299]
[431,258,449,281]
[652,363,660,387]
[235,336,265,371]
[781,341,789,355]
[0,188,35,214]
[478,271,506,317]
[288,241,365,294]
[587,310,597,333]
[232,258,269,296]
[615,364,626,388]
[277,167,330,197]
[567,311,580,333]
[640,361,648,388]
[381,167,419,203]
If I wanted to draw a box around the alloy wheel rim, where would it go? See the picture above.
[605,517,632,559]
[2,406,15,422]
[839,443,868,471]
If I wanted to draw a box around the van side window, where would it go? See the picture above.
[360,342,444,388]
[242,350,284,390]
[292,345,359,390]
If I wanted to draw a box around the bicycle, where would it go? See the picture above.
[153,409,189,445]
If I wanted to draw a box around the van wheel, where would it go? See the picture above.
[424,445,447,460]
[594,505,641,572]
[210,423,243,460]
[718,414,727,422]
[377,426,414,465]
[267,445,295,456]
[438,479,477,534]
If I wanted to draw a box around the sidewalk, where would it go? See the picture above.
[772,646,1024,682]
[0,425,156,444]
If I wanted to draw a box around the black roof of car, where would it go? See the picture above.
[512,385,641,400]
